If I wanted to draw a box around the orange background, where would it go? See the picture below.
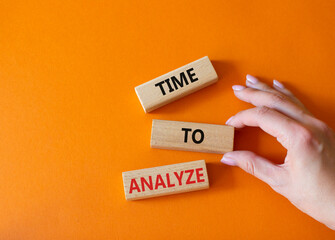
[1,0,335,239]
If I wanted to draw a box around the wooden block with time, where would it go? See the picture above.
[135,56,218,113]
[122,160,209,200]
[151,119,234,154]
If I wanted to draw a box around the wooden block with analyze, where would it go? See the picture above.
[135,56,218,112]
[122,160,209,200]
[151,119,234,154]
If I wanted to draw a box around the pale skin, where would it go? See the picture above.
[221,74,335,230]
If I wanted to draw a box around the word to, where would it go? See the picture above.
[151,119,234,154]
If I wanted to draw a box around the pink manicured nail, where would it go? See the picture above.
[225,116,234,125]
[220,156,236,166]
[232,85,245,91]
[246,74,259,84]
[273,79,284,89]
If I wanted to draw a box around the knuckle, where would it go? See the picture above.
[315,119,330,133]
[296,125,314,144]
[295,108,306,117]
[294,125,323,152]
[243,159,256,176]
[270,93,287,106]
[256,106,271,116]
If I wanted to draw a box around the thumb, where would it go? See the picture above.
[221,150,286,188]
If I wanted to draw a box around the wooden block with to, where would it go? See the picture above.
[122,160,209,200]
[135,56,218,113]
[151,119,234,154]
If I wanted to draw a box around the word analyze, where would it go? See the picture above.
[135,56,218,112]
[151,119,234,154]
[122,160,209,200]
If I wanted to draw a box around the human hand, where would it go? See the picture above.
[221,75,335,230]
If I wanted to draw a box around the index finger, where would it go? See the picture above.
[226,106,302,149]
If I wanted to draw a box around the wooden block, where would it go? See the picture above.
[135,56,218,113]
[151,119,234,154]
[122,160,209,200]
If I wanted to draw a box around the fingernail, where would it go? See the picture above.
[220,156,236,166]
[225,116,234,125]
[232,85,245,91]
[246,74,259,84]
[273,79,284,89]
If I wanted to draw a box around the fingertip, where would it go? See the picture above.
[225,116,234,125]
[246,74,259,84]
[220,156,237,166]
[232,85,245,91]
[273,79,284,89]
